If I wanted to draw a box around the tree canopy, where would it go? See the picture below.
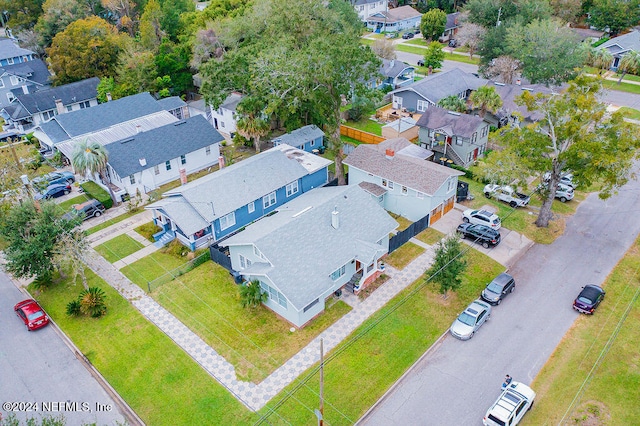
[34,0,92,48]
[420,8,447,41]
[588,0,640,36]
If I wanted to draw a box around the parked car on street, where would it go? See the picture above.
[457,223,501,248]
[537,181,574,202]
[14,299,50,331]
[417,59,425,67]
[450,299,491,340]
[62,199,105,222]
[573,284,605,314]
[481,273,516,305]
[402,32,414,39]
[483,381,536,426]
[34,183,71,200]
[33,171,75,188]
[484,184,530,208]
[543,171,575,188]
[462,209,501,230]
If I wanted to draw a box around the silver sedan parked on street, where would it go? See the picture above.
[450,299,492,340]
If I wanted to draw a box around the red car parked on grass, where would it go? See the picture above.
[14,299,50,331]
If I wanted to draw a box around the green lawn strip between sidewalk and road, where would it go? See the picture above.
[29,269,257,425]
[257,249,505,424]
[94,234,145,263]
[524,238,640,424]
[618,107,640,121]
[146,261,351,383]
[602,79,640,95]
[85,210,144,235]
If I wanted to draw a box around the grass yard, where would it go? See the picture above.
[343,117,383,136]
[120,250,190,288]
[618,106,640,121]
[603,79,640,95]
[135,221,162,242]
[94,234,144,263]
[85,210,145,235]
[384,241,425,269]
[258,249,505,424]
[394,43,481,65]
[148,261,352,382]
[29,269,256,425]
[416,227,445,246]
[389,213,413,231]
[56,194,91,213]
[524,238,640,425]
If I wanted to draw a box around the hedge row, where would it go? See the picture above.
[80,181,113,209]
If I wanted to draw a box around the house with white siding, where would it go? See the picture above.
[223,185,398,327]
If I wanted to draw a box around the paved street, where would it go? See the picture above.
[360,168,640,425]
[0,271,126,425]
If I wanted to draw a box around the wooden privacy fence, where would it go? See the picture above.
[340,125,385,144]
[388,213,430,254]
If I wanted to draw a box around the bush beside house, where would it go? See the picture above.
[80,181,113,209]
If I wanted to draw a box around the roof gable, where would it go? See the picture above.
[0,38,34,61]
[272,124,324,147]
[600,30,640,54]
[391,68,487,104]
[13,77,99,114]
[415,106,485,137]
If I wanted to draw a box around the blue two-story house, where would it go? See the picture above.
[272,125,325,153]
[146,144,332,250]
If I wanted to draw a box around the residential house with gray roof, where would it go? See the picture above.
[354,0,386,22]
[223,185,398,327]
[389,68,487,113]
[0,59,50,111]
[439,12,460,43]
[272,124,324,153]
[344,138,462,223]
[483,81,563,127]
[366,5,421,33]
[0,38,35,67]
[146,144,332,250]
[599,30,640,70]
[105,115,223,197]
[415,106,489,167]
[1,77,99,134]
[373,59,415,90]
[416,107,489,167]
[210,92,243,137]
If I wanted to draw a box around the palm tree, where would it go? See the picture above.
[469,86,503,118]
[235,97,270,153]
[587,48,613,75]
[617,51,640,84]
[437,95,468,113]
[71,139,116,201]
[239,279,268,308]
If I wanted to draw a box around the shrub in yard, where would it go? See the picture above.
[162,239,190,257]
[66,300,82,316]
[78,287,107,318]
[450,164,474,179]
[239,280,267,308]
[80,181,113,209]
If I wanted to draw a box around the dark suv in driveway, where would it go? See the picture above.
[481,272,516,305]
[457,223,501,248]
[62,199,105,222]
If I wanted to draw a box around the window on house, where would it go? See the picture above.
[180,155,186,165]
[6,93,14,103]
[79,101,90,109]
[219,212,236,230]
[7,58,14,65]
[263,191,276,209]
[22,56,29,62]
[448,179,456,192]
[130,175,135,184]
[165,160,171,171]
[330,264,346,281]
[154,165,160,175]
[205,146,211,155]
[467,152,473,163]
[66,105,73,112]
[220,121,225,128]
[402,186,408,195]
[286,181,299,197]
[472,132,477,143]
[239,254,252,269]
[359,5,364,10]
[277,292,287,308]
[303,298,319,313]
[247,201,255,213]
[10,76,19,85]
[42,110,56,121]
[417,100,429,112]
[455,136,463,146]
[481,125,488,137]
[388,181,394,190]
[416,191,424,199]
[0,78,4,88]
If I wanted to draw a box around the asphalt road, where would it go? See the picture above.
[0,272,126,425]
[360,169,640,425]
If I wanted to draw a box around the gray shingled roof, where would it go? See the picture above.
[415,106,485,138]
[344,137,462,195]
[445,12,460,31]
[221,92,243,111]
[273,124,324,148]
[223,185,398,310]
[390,68,488,104]
[106,115,223,178]
[0,59,50,86]
[486,81,564,122]
[358,181,387,197]
[380,59,413,79]
[10,77,99,117]
[156,96,186,111]
[0,38,35,61]
[147,145,313,235]
[43,92,163,142]
[600,30,640,56]
[368,6,422,22]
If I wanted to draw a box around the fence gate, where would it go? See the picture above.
[388,213,430,254]
[209,245,232,271]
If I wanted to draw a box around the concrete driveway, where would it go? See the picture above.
[429,203,534,268]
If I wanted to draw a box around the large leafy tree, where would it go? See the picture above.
[487,75,640,228]
[0,0,45,29]
[139,0,164,50]
[422,41,446,70]
[34,0,91,48]
[455,22,486,59]
[0,200,77,282]
[469,85,502,118]
[47,16,130,85]
[588,0,640,36]
[420,8,447,41]
[200,0,380,185]
[426,235,467,296]
[505,19,586,85]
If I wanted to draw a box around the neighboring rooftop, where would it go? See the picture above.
[391,68,487,104]
[0,59,50,86]
[445,12,460,31]
[486,81,563,122]
[380,59,412,78]
[415,106,485,138]
[220,92,243,111]
[106,115,224,178]
[223,185,398,310]
[600,30,640,55]
[367,5,422,23]
[345,137,461,195]
[0,38,35,61]
[272,124,325,148]
[156,96,187,111]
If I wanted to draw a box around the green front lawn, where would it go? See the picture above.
[57,194,91,212]
[524,238,640,424]
[259,249,505,424]
[394,44,481,65]
[85,210,144,235]
[120,251,189,288]
[149,261,351,383]
[94,234,144,263]
[603,79,640,94]
[384,241,426,269]
[343,117,383,136]
[29,270,256,425]
[618,106,640,120]
[416,228,445,245]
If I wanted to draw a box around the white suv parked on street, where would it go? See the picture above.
[483,381,536,426]
[462,209,501,230]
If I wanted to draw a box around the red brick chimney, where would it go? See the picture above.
[385,149,395,159]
